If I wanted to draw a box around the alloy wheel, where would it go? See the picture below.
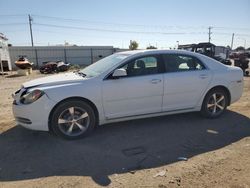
[57,106,90,136]
[207,93,226,116]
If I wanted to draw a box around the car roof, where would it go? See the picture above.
[117,49,201,56]
[116,49,227,70]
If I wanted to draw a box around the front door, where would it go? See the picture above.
[102,55,164,119]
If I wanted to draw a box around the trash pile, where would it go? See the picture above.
[40,61,70,74]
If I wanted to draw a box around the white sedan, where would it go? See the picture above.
[12,50,243,139]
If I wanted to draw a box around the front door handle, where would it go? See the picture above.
[151,79,162,84]
[199,74,208,79]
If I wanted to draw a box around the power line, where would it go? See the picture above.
[1,14,250,35]
[33,23,187,35]
[1,14,250,33]
[32,29,193,42]
[0,14,27,17]
[32,14,250,32]
[31,22,250,38]
[0,23,28,26]
[213,26,250,31]
[213,32,250,37]
[32,14,208,29]
[0,29,28,32]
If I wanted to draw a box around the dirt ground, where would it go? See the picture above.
[0,70,250,188]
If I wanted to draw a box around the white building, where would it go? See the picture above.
[0,33,12,71]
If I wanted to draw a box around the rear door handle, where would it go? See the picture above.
[199,74,208,79]
[151,79,162,84]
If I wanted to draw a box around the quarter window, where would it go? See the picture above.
[163,54,205,73]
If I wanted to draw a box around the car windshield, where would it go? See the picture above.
[80,53,129,77]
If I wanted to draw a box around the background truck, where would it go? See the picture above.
[178,42,231,65]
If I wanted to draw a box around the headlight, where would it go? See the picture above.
[20,89,45,104]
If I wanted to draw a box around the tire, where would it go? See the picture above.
[200,88,228,118]
[51,100,96,140]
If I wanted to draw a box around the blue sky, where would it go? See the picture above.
[0,0,249,49]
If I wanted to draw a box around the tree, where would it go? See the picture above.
[247,47,250,51]
[146,45,157,49]
[129,40,139,50]
[235,46,245,51]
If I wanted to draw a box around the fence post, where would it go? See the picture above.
[64,48,67,63]
[34,48,38,69]
[90,48,93,64]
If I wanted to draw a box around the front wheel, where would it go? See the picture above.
[51,100,96,140]
[201,88,228,118]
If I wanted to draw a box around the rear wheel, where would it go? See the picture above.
[201,88,228,118]
[51,100,96,139]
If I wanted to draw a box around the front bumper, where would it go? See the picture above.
[12,93,56,131]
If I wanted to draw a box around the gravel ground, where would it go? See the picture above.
[0,70,250,188]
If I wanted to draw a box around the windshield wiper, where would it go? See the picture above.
[74,71,86,77]
[77,72,87,77]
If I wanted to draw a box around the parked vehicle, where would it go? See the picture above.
[15,56,33,69]
[12,50,243,139]
[178,42,232,65]
[229,51,250,59]
[233,53,249,76]
[39,61,70,74]
[229,52,239,59]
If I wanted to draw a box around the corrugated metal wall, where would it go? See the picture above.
[9,46,115,69]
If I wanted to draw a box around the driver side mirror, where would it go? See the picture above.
[112,68,127,78]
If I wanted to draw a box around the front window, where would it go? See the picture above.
[119,56,161,77]
[81,53,129,77]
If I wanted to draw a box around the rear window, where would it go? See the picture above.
[162,54,205,73]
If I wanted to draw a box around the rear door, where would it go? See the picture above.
[162,54,212,111]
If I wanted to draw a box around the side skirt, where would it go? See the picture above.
[99,107,201,125]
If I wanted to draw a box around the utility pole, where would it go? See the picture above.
[208,26,212,43]
[28,14,34,47]
[231,33,234,50]
[28,14,39,68]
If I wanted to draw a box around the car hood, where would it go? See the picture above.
[22,72,87,88]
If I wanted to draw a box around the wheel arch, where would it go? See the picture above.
[204,85,231,106]
[48,96,99,132]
